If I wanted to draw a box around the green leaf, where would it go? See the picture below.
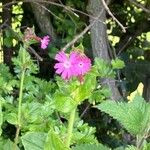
[72,144,110,150]
[54,91,77,113]
[114,147,125,150]
[74,43,84,52]
[3,139,20,150]
[111,58,125,69]
[0,99,3,135]
[12,45,38,75]
[21,132,46,150]
[125,145,137,150]
[96,94,150,135]
[44,130,68,150]
[94,58,115,78]
[5,113,18,125]
[74,73,96,103]
[3,37,13,48]
[143,142,150,150]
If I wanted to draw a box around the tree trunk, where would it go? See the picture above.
[2,0,13,67]
[30,1,56,40]
[87,0,122,100]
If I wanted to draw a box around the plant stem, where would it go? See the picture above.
[66,107,76,148]
[14,48,26,150]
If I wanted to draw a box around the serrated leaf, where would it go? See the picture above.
[96,94,150,135]
[72,144,110,150]
[21,132,46,150]
[44,130,68,150]
[12,46,38,75]
[94,58,115,78]
[111,58,125,69]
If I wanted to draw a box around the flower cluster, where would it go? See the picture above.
[40,35,50,49]
[24,27,50,49]
[54,51,91,81]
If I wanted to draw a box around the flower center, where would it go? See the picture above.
[64,61,71,68]
[78,62,84,68]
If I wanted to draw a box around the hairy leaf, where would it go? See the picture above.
[96,94,150,135]
[21,132,46,150]
[72,144,110,150]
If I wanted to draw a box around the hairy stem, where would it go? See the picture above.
[66,107,76,148]
[14,48,26,150]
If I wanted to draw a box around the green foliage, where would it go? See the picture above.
[5,112,18,125]
[21,132,47,150]
[72,144,110,150]
[73,120,97,144]
[44,130,68,150]
[142,143,150,150]
[54,91,76,113]
[96,94,150,135]
[111,58,125,69]
[0,138,20,150]
[0,99,2,136]
[12,45,38,75]
[54,72,97,113]
[125,146,138,150]
[0,64,15,95]
[114,147,125,150]
[94,58,115,78]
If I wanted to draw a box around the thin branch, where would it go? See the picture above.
[1,0,104,24]
[80,104,90,118]
[128,0,150,14]
[117,37,132,56]
[33,2,63,21]
[101,0,126,33]
[28,47,43,61]
[0,19,8,30]
[61,10,105,51]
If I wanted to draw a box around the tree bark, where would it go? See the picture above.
[2,0,13,67]
[30,1,56,40]
[87,0,122,100]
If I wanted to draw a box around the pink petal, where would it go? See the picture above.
[54,63,63,69]
[61,69,68,80]
[56,68,64,74]
[70,51,79,61]
[55,51,67,62]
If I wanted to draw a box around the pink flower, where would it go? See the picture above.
[74,55,91,76]
[54,51,78,80]
[40,35,50,49]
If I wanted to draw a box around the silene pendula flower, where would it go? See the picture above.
[74,54,91,76]
[54,51,78,80]
[40,35,50,49]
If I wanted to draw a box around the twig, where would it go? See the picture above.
[80,104,90,118]
[28,47,43,61]
[33,2,63,21]
[101,0,126,33]
[128,0,150,14]
[1,0,104,24]
[117,37,132,56]
[61,9,105,51]
[0,19,8,30]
